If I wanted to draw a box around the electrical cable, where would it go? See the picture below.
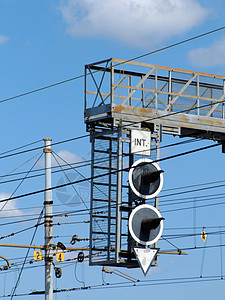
[0,200,102,226]
[0,216,44,227]
[52,151,107,238]
[1,173,225,215]
[0,223,43,240]
[161,236,180,251]
[61,193,225,216]
[10,208,44,299]
[52,152,90,210]
[74,261,85,287]
[0,213,46,219]
[182,243,225,251]
[162,230,225,240]
[3,185,225,226]
[164,225,225,231]
[159,191,225,207]
[159,181,225,200]
[58,195,225,219]
[0,151,43,212]
[161,198,225,214]
[161,178,225,193]
[0,137,198,184]
[0,141,220,204]
[0,151,43,185]
[0,138,223,290]
[1,275,223,297]
[0,25,225,105]
[0,134,89,160]
[0,139,42,157]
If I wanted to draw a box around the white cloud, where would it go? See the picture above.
[37,150,84,168]
[0,35,9,45]
[53,150,83,166]
[59,0,208,48]
[0,193,24,217]
[188,37,225,67]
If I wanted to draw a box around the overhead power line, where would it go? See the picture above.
[160,191,225,206]
[0,137,198,182]
[0,25,225,105]
[0,134,89,160]
[0,141,220,205]
[0,223,43,240]
[1,275,223,297]
[2,186,225,222]
[160,181,225,200]
[161,179,225,193]
[0,152,43,213]
[0,139,42,157]
[2,176,225,214]
[161,198,225,214]
[10,208,44,299]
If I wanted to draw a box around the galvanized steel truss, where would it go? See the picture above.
[85,58,225,267]
[85,58,225,140]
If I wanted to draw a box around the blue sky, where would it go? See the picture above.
[1,0,225,299]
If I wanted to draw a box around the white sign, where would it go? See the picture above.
[134,248,158,275]
[131,129,151,156]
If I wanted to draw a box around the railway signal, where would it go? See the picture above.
[128,204,164,246]
[129,158,164,200]
[128,204,164,275]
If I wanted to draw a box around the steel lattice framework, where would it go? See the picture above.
[85,58,225,140]
[84,58,225,267]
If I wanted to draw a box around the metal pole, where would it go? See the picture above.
[115,127,123,263]
[44,138,53,300]
[89,135,95,265]
[153,130,161,266]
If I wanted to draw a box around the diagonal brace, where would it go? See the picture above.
[121,67,155,105]
[206,93,225,117]
[164,74,197,111]
[88,67,106,107]
[100,75,127,106]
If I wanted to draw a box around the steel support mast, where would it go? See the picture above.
[85,58,225,268]
[44,138,53,300]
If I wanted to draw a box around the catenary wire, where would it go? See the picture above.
[0,137,199,181]
[1,275,223,297]
[0,137,199,189]
[0,139,42,156]
[161,179,225,193]
[161,198,225,214]
[2,186,225,223]
[1,174,225,214]
[1,178,225,214]
[0,223,44,240]
[1,182,225,226]
[159,181,225,199]
[3,189,225,227]
[10,208,44,299]
[162,230,225,240]
[0,142,220,204]
[159,192,225,207]
[52,151,108,238]
[0,134,89,160]
[0,151,42,184]
[0,25,225,105]
[0,152,43,212]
